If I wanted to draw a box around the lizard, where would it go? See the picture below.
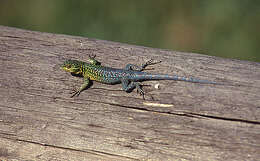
[61,55,218,99]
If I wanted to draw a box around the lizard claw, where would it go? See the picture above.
[88,53,96,59]
[70,88,81,97]
[136,83,146,100]
[137,89,145,100]
[141,59,162,69]
[70,91,81,97]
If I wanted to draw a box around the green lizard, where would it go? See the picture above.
[61,55,217,98]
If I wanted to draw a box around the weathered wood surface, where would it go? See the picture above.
[0,25,259,161]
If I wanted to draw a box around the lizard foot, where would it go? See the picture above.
[88,53,96,59]
[142,59,161,68]
[135,83,146,100]
[70,88,81,97]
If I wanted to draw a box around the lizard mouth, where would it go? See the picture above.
[61,66,71,72]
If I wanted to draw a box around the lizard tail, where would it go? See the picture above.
[136,73,218,84]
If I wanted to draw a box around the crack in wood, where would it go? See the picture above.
[102,102,260,125]
[18,90,257,125]
[1,136,138,160]
[188,112,260,124]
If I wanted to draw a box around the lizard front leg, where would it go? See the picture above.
[71,78,91,97]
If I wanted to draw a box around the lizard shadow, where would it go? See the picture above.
[71,73,83,78]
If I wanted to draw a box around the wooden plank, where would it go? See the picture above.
[0,25,259,161]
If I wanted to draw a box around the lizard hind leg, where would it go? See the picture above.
[124,59,161,71]
[121,79,145,99]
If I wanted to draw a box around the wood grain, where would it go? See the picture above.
[0,25,259,161]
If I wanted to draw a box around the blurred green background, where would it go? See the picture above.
[0,0,259,61]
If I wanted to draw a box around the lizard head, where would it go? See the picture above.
[61,60,82,75]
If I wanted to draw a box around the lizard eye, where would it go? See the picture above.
[66,64,71,68]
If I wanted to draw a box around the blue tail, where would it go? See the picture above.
[135,73,218,84]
